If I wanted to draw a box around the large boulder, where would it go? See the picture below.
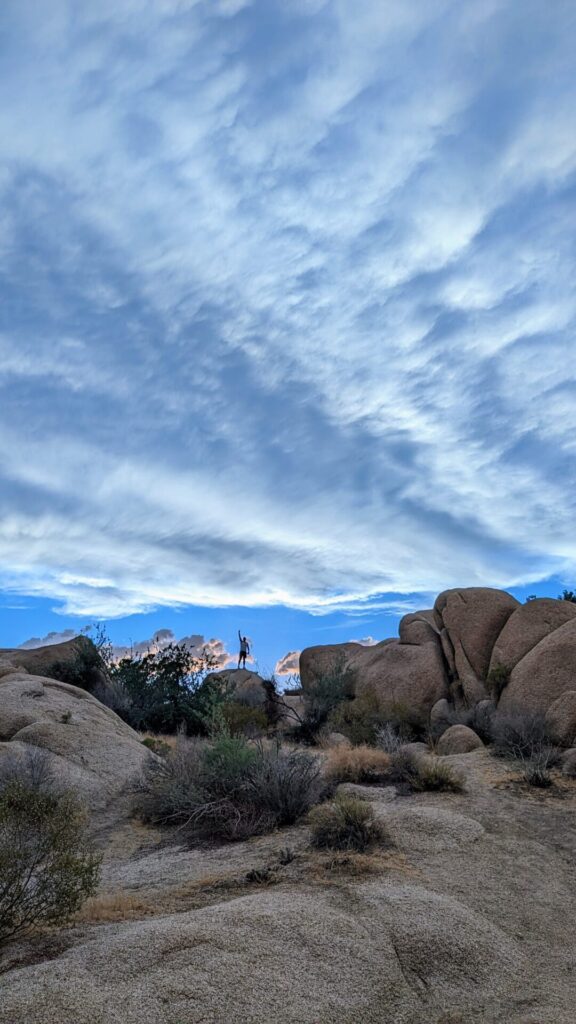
[434,589,519,703]
[204,668,268,706]
[0,673,150,809]
[489,598,576,675]
[0,885,521,1024]
[498,618,576,718]
[544,691,576,747]
[300,638,448,721]
[0,636,109,694]
[398,610,438,645]
[436,724,483,756]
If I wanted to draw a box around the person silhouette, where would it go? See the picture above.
[238,630,250,669]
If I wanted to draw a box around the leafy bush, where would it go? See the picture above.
[486,663,511,700]
[324,745,390,784]
[328,688,382,745]
[388,750,464,793]
[559,589,576,603]
[302,656,356,736]
[308,793,387,852]
[0,754,100,946]
[107,643,223,734]
[139,736,322,842]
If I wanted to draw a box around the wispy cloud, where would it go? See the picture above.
[1,1,575,618]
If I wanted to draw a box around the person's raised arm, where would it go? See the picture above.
[238,629,242,641]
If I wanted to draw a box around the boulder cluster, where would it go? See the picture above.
[300,587,576,748]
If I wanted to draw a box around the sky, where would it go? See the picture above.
[1,0,575,674]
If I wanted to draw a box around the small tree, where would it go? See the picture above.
[559,589,576,603]
[0,781,100,946]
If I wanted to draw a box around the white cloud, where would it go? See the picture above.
[18,628,82,650]
[0,1,575,618]
[275,650,301,676]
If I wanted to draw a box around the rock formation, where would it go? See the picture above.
[300,587,576,745]
[0,672,150,810]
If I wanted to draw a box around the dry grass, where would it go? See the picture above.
[75,892,154,924]
[323,744,390,784]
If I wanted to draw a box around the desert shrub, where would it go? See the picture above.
[43,639,106,694]
[491,709,560,786]
[0,746,56,792]
[375,722,404,755]
[108,643,223,734]
[328,688,383,745]
[141,736,172,757]
[559,589,576,603]
[302,656,356,736]
[491,710,558,762]
[139,736,322,842]
[0,763,100,946]
[308,793,387,852]
[324,745,390,784]
[388,750,464,793]
[222,702,268,737]
[486,663,511,701]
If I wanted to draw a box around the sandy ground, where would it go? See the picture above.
[1,749,575,1023]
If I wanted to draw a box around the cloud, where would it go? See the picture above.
[18,625,231,668]
[18,628,81,650]
[349,637,379,647]
[0,1,575,618]
[275,650,301,676]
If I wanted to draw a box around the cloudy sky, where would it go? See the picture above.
[1,0,575,671]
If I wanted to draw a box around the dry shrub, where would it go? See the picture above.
[308,793,387,852]
[324,745,390,784]
[389,749,464,793]
[138,735,322,842]
[76,892,152,924]
[313,851,384,876]
[491,709,561,787]
[222,702,268,737]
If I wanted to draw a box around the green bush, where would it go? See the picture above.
[139,736,322,842]
[141,736,172,757]
[107,644,223,734]
[328,688,383,745]
[308,793,387,852]
[302,655,356,736]
[0,771,100,946]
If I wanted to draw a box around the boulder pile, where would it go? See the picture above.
[300,588,576,747]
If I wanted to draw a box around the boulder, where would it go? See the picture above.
[499,618,576,717]
[300,633,448,723]
[399,610,438,645]
[434,589,519,703]
[489,598,576,675]
[560,748,576,776]
[204,668,267,706]
[436,725,483,756]
[544,691,576,747]
[430,698,452,731]
[0,673,150,809]
[0,636,109,694]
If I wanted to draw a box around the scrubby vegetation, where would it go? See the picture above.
[486,663,511,700]
[308,793,387,852]
[0,750,100,947]
[490,709,560,787]
[388,749,465,793]
[324,744,390,784]
[138,735,323,842]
